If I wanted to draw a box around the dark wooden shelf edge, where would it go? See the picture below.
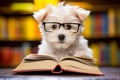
[0,37,120,47]
[86,37,120,45]
[0,12,33,17]
[87,37,120,42]
[0,40,41,47]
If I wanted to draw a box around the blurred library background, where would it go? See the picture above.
[0,0,120,68]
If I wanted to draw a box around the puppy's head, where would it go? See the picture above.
[33,2,90,49]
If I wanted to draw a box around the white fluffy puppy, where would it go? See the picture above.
[33,2,93,60]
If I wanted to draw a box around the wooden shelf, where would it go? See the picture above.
[0,37,119,47]
[0,9,33,17]
[61,0,120,5]
[86,37,120,45]
[0,0,33,7]
[0,41,40,47]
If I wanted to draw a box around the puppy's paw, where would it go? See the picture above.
[74,51,93,59]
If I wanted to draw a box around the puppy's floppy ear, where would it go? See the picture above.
[33,9,48,22]
[75,8,90,21]
[33,5,53,22]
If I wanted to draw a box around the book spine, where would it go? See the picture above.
[0,16,4,40]
[24,17,36,40]
[0,47,12,67]
[116,9,120,37]
[90,13,95,36]
[2,17,8,40]
[108,9,116,37]
[94,13,102,36]
[101,12,108,36]
[105,44,110,66]
[19,17,26,40]
[8,17,16,41]
[99,43,110,66]
[11,48,22,67]
[34,21,42,40]
[83,16,91,38]
[99,43,105,66]
[109,41,118,66]
[117,49,120,65]
[90,43,100,65]
[15,18,21,40]
[0,48,2,67]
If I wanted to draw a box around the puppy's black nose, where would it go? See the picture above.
[58,34,65,41]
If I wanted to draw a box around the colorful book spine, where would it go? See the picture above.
[1,17,8,40]
[11,48,22,67]
[0,16,4,40]
[34,21,41,40]
[90,13,95,36]
[116,9,120,36]
[94,13,102,36]
[83,16,91,38]
[104,44,110,66]
[0,48,2,67]
[101,12,108,36]
[14,18,21,40]
[108,9,116,37]
[99,43,106,66]
[117,49,120,64]
[19,17,27,40]
[110,41,118,66]
[90,43,100,65]
[99,43,110,66]
[23,17,38,40]
[8,17,17,41]
[0,47,12,67]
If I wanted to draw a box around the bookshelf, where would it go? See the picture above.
[73,1,120,66]
[0,10,41,67]
[0,0,120,67]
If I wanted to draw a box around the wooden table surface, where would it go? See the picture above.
[0,67,120,80]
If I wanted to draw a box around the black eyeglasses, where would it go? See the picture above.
[42,22,82,33]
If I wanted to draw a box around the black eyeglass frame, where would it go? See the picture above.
[42,22,82,33]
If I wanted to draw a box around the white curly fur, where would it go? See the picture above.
[33,2,93,60]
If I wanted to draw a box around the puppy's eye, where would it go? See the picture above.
[51,25,57,30]
[64,24,72,30]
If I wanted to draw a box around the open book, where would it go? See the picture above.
[12,54,103,75]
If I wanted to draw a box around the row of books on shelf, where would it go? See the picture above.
[90,41,120,66]
[0,8,120,41]
[0,43,32,67]
[0,41,120,67]
[83,8,120,38]
[0,16,41,41]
